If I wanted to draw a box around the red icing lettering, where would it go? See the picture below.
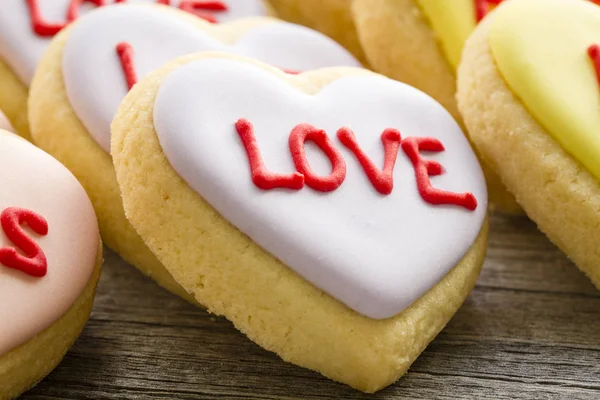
[289,124,347,192]
[236,119,305,190]
[588,44,600,89]
[0,208,49,278]
[474,0,504,22]
[337,127,402,195]
[116,42,138,90]
[179,1,229,23]
[236,121,477,210]
[26,0,106,37]
[26,0,64,36]
[401,137,477,210]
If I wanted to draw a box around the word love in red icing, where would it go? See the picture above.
[588,44,600,89]
[0,207,49,278]
[474,0,504,22]
[26,0,107,37]
[236,119,478,211]
[116,0,229,23]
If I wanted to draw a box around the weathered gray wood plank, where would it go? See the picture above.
[21,215,600,399]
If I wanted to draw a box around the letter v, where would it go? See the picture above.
[337,127,402,195]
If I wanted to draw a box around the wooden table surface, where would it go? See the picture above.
[21,214,600,399]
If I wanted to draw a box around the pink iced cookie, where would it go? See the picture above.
[0,132,101,399]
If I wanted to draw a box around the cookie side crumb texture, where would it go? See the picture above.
[0,246,102,400]
[457,15,600,287]
[111,52,488,393]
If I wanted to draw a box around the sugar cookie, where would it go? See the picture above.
[457,0,600,286]
[0,0,270,140]
[269,0,367,64]
[0,131,101,399]
[350,0,526,213]
[28,3,359,301]
[111,52,488,392]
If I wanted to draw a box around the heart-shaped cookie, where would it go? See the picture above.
[457,0,600,287]
[0,0,269,139]
[28,3,360,301]
[153,57,484,317]
[62,4,360,151]
[0,131,101,398]
[111,53,488,392]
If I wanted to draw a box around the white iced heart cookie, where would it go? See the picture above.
[61,4,360,151]
[0,0,269,140]
[28,4,358,303]
[155,58,485,318]
[111,53,488,392]
[0,131,101,399]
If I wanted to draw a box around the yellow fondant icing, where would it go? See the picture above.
[415,0,477,70]
[490,0,600,180]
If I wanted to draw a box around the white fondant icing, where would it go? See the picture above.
[62,4,360,152]
[0,0,267,85]
[153,58,488,319]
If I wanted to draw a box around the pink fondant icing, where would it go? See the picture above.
[0,133,99,355]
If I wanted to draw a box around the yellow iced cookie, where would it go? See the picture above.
[0,131,101,399]
[28,3,358,302]
[112,52,488,392]
[457,0,600,287]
